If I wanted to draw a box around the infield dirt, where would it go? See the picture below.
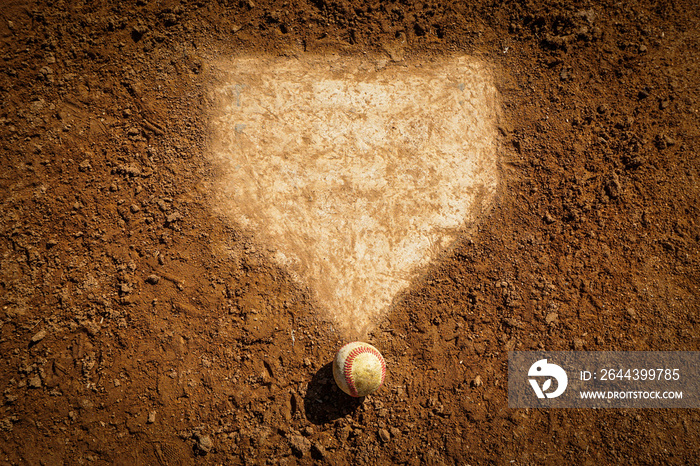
[1,0,699,464]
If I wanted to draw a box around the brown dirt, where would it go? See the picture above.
[1,0,699,465]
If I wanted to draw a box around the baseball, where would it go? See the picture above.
[333,341,387,397]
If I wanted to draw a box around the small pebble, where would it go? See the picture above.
[195,433,213,454]
[472,375,483,388]
[378,428,391,443]
[31,330,47,343]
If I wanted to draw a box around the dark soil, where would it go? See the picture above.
[1,0,699,464]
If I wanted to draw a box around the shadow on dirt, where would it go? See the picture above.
[303,362,364,425]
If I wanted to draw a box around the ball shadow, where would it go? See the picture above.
[303,362,364,425]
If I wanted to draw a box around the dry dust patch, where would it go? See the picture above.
[208,55,499,337]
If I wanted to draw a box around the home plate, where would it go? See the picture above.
[208,55,499,337]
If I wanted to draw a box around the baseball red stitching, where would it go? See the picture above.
[343,345,386,397]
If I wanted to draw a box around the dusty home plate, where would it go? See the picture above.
[208,55,500,336]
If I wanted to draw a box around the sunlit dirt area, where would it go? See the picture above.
[1,1,699,464]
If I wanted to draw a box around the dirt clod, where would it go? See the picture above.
[194,433,212,455]
[27,376,42,389]
[289,434,311,457]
